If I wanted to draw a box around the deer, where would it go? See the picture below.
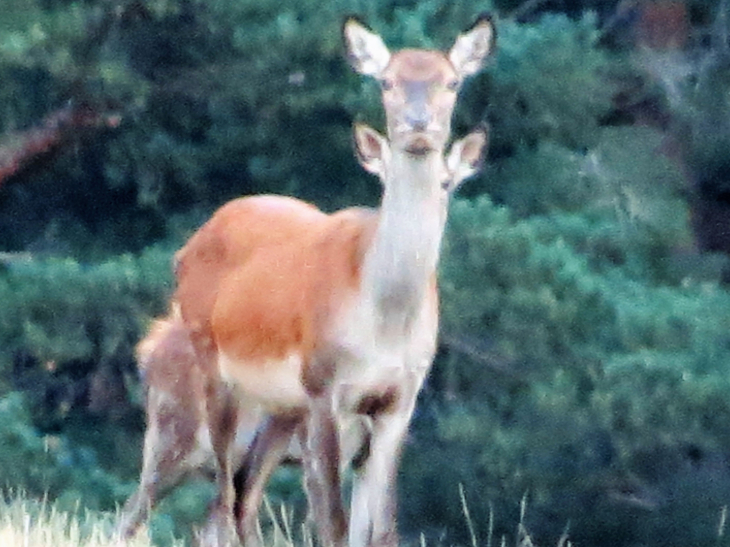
[116,309,280,539]
[224,16,496,547]
[172,121,486,547]
[118,14,495,547]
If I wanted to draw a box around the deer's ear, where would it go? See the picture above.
[445,125,488,192]
[448,14,496,78]
[343,17,391,77]
[353,123,388,177]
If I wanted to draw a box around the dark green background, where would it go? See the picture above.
[2,0,730,545]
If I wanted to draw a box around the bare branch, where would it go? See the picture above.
[0,104,121,190]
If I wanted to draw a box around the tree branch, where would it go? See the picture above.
[0,104,121,190]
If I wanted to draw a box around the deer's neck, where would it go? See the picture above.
[362,149,447,335]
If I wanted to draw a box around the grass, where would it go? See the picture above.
[0,491,305,547]
[0,488,568,547]
[0,493,181,547]
[456,487,572,547]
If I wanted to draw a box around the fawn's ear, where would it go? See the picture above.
[353,123,389,177]
[343,17,391,77]
[445,125,488,192]
[448,14,496,79]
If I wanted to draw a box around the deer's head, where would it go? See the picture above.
[344,15,495,156]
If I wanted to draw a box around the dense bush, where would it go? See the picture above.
[0,391,133,511]
[0,247,172,476]
[409,191,730,545]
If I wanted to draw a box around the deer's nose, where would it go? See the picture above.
[404,108,429,132]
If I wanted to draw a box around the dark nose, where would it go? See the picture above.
[405,108,429,132]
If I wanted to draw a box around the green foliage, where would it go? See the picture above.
[0,248,184,534]
[479,125,697,282]
[0,247,172,426]
[441,197,617,368]
[636,39,730,185]
[625,2,730,255]
[0,392,134,511]
[0,0,504,257]
[0,0,146,132]
[458,12,616,155]
[0,246,171,367]
[415,186,730,544]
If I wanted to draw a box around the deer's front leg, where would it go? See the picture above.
[304,395,347,547]
[349,372,424,547]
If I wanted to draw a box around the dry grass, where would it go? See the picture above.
[456,487,572,547]
[0,489,572,547]
[0,493,182,547]
[0,492,305,547]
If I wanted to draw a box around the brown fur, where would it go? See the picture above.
[117,313,278,539]
[175,196,327,366]
[118,313,207,538]
[179,203,379,398]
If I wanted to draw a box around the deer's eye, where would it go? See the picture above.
[379,79,394,91]
[446,79,460,91]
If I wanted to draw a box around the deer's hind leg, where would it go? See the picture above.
[117,389,199,537]
[198,378,241,547]
[232,413,303,547]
